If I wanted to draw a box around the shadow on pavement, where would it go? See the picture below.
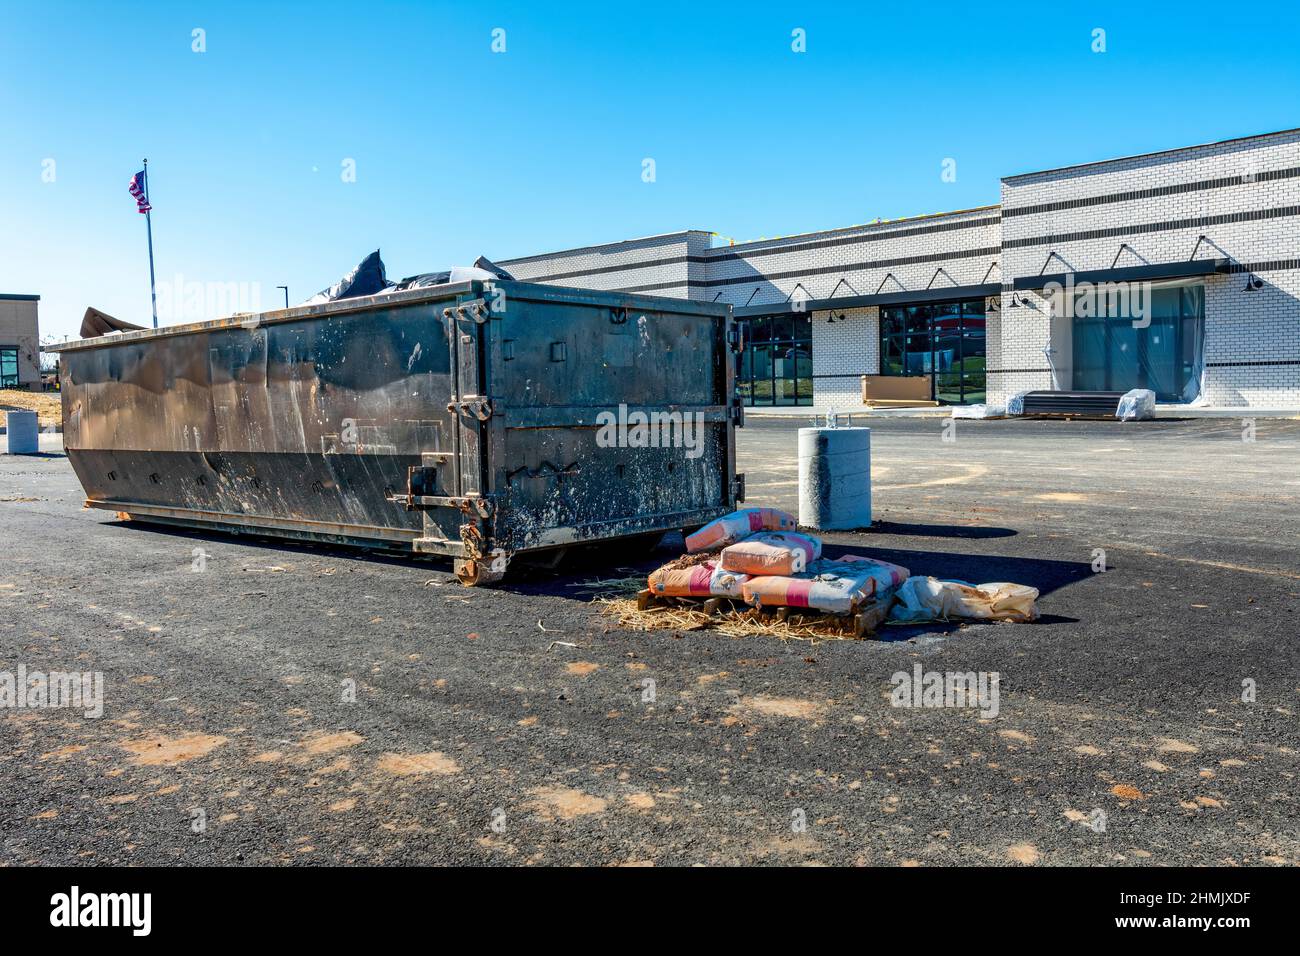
[867,520,1016,540]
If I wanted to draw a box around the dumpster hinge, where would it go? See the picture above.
[727,324,745,353]
[729,397,745,427]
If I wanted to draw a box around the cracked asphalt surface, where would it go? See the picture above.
[1,417,1298,866]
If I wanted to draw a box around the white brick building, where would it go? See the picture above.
[502,128,1300,411]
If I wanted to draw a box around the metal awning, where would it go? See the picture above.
[733,282,1001,318]
[1012,258,1230,291]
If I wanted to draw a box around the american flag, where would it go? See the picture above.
[128,170,151,214]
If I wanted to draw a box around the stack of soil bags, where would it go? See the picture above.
[643,507,1041,631]
[743,554,909,614]
[652,508,908,617]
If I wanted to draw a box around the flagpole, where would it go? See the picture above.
[143,158,158,329]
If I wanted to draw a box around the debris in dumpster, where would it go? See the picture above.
[888,577,1039,624]
[306,252,518,304]
[80,306,145,339]
[720,530,822,576]
[304,249,390,304]
[685,507,798,553]
[742,555,909,614]
[648,553,749,598]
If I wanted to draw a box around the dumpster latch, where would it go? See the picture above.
[446,396,494,421]
[442,299,489,324]
[727,324,745,353]
[729,396,746,427]
[731,473,746,503]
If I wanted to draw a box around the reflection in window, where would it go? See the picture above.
[736,314,813,406]
[879,299,986,404]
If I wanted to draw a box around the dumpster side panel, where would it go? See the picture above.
[483,285,736,552]
[55,281,738,565]
[60,304,456,543]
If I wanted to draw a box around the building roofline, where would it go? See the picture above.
[0,293,40,301]
[498,229,713,266]
[1003,126,1300,182]
[709,205,1001,254]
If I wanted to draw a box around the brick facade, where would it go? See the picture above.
[501,127,1300,410]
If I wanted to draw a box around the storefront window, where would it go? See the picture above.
[879,299,987,404]
[0,348,18,388]
[736,314,812,406]
[1071,284,1203,401]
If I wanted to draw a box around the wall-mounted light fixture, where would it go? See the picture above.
[1243,274,1264,291]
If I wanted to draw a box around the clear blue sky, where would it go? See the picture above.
[3,0,1298,339]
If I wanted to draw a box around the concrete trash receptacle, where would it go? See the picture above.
[3,410,39,455]
[798,426,871,530]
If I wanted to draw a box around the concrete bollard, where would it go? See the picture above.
[3,410,40,455]
[798,426,871,530]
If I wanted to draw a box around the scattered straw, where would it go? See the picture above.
[595,595,866,643]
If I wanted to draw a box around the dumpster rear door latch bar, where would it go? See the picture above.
[446,396,494,420]
[442,299,490,324]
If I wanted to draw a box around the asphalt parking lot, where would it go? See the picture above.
[2,417,1298,866]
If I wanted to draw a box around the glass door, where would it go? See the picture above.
[0,348,18,388]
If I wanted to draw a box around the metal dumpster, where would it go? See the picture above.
[52,280,744,584]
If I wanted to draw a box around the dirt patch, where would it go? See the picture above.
[998,729,1035,745]
[565,662,600,676]
[376,752,460,776]
[735,695,826,720]
[1156,737,1199,754]
[623,792,656,810]
[301,731,364,755]
[523,785,608,820]
[1111,784,1146,801]
[121,733,227,766]
[39,744,87,760]
[1034,492,1088,503]
[1008,843,1040,865]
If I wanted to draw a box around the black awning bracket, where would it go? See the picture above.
[733,282,1002,318]
[1110,242,1148,269]
[875,272,905,294]
[784,282,811,304]
[1037,250,1073,276]
[825,277,860,300]
[981,261,1000,284]
[1012,258,1232,292]
[926,267,958,290]
[743,286,761,308]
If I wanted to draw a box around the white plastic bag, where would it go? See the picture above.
[1005,391,1029,416]
[889,577,1039,623]
[1115,388,1156,421]
[951,404,1006,420]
